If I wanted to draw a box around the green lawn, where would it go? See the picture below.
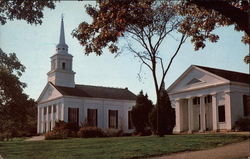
[0,134,248,159]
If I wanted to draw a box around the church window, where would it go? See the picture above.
[193,97,200,105]
[44,123,46,133]
[44,107,47,115]
[243,95,250,116]
[109,110,118,129]
[68,108,79,125]
[49,122,51,131]
[87,109,98,127]
[53,104,56,113]
[62,62,66,70]
[218,105,225,122]
[48,106,51,114]
[128,110,133,129]
[205,95,212,104]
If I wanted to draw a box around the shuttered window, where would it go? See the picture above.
[53,104,56,113]
[193,97,200,105]
[218,105,225,122]
[87,109,98,127]
[243,95,250,116]
[109,110,118,129]
[68,108,79,125]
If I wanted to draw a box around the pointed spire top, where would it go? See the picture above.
[56,14,68,54]
[59,14,65,44]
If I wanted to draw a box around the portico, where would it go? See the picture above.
[175,94,216,133]
[168,65,250,133]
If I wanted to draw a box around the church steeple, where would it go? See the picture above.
[59,16,65,44]
[47,17,75,88]
[56,16,68,54]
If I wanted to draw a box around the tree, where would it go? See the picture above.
[72,0,189,135]
[0,0,55,139]
[187,0,249,36]
[181,0,249,63]
[72,0,249,61]
[0,49,37,139]
[150,87,175,136]
[131,91,153,134]
[0,0,56,25]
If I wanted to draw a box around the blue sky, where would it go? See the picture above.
[0,1,248,103]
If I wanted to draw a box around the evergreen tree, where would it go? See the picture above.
[150,88,175,136]
[131,91,153,134]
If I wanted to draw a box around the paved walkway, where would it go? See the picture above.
[150,140,250,159]
[25,136,45,141]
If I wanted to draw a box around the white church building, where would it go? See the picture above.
[37,18,136,134]
[168,65,250,133]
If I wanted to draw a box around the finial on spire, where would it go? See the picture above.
[56,15,68,54]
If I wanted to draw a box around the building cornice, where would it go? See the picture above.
[38,95,136,105]
[169,82,229,95]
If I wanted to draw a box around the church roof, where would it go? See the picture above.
[52,83,136,101]
[195,65,250,84]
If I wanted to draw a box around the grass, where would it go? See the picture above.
[0,134,249,159]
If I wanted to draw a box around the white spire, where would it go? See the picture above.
[59,15,65,44]
[56,14,68,54]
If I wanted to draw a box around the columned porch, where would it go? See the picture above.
[175,94,217,133]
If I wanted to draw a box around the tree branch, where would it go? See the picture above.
[160,34,187,90]
[188,0,249,36]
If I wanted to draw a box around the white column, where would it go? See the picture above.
[51,105,54,130]
[212,93,218,131]
[175,99,181,133]
[37,107,40,134]
[225,91,232,130]
[41,107,44,133]
[46,106,49,132]
[61,103,65,121]
[56,104,59,120]
[188,98,193,133]
[199,96,206,132]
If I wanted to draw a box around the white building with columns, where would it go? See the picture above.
[37,18,136,134]
[168,65,250,133]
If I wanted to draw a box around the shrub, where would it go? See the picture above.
[44,121,79,140]
[235,118,250,131]
[105,129,123,137]
[77,127,104,138]
[53,121,79,137]
[45,131,67,140]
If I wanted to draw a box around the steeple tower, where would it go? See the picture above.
[56,16,68,54]
[47,17,75,88]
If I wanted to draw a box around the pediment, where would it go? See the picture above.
[167,65,229,93]
[37,83,63,103]
[186,78,202,85]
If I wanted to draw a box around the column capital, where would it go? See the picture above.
[197,94,206,98]
[186,96,193,99]
[175,98,181,102]
[224,90,231,94]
